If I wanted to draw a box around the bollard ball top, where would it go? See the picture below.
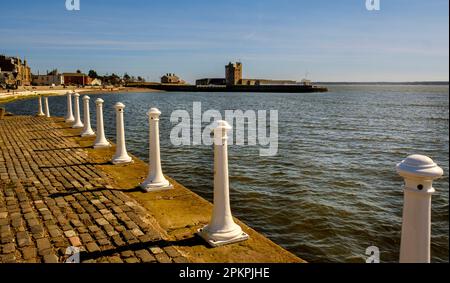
[83,95,90,100]
[73,92,80,97]
[147,108,161,118]
[115,102,125,110]
[212,120,232,134]
[214,120,232,131]
[95,98,104,104]
[396,155,443,179]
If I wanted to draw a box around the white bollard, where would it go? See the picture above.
[397,154,443,263]
[37,95,45,116]
[72,93,84,128]
[141,108,172,192]
[80,95,95,137]
[93,98,111,148]
[65,92,75,123]
[44,96,50,118]
[111,102,132,164]
[197,120,249,247]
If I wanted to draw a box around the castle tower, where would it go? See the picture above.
[225,62,242,86]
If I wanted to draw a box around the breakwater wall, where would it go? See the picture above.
[127,83,328,93]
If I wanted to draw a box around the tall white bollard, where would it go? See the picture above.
[37,95,45,116]
[93,98,111,149]
[197,120,249,247]
[111,102,132,164]
[141,108,172,192]
[65,92,75,123]
[44,96,50,118]
[80,95,95,137]
[397,155,443,263]
[72,93,84,128]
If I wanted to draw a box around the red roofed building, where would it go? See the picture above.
[61,72,91,86]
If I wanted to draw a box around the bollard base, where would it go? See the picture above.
[94,142,111,149]
[197,227,249,248]
[72,124,84,129]
[36,113,45,117]
[81,131,96,137]
[140,182,173,193]
[65,118,75,123]
[112,156,133,165]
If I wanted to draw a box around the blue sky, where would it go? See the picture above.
[1,0,448,82]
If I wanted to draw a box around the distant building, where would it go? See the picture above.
[32,71,63,86]
[0,55,31,88]
[89,78,102,86]
[301,79,312,86]
[197,62,299,88]
[196,78,226,86]
[225,62,243,86]
[240,79,297,86]
[61,72,91,86]
[161,73,185,84]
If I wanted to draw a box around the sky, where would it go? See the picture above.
[0,0,448,83]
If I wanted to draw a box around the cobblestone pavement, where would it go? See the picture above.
[0,116,189,263]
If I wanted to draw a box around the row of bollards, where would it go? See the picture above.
[61,92,246,246]
[38,92,444,258]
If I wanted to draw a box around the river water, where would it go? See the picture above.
[4,85,449,262]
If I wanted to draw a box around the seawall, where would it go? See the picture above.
[128,83,328,93]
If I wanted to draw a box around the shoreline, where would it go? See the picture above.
[0,87,162,104]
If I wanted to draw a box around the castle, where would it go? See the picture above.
[197,62,298,87]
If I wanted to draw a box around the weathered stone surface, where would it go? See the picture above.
[149,246,164,255]
[173,256,189,263]
[155,253,172,263]
[43,254,59,263]
[86,242,100,253]
[135,249,156,263]
[2,243,15,254]
[124,257,140,263]
[68,237,81,247]
[0,116,190,264]
[36,238,52,256]
[64,230,76,238]
[22,247,37,260]
[16,231,31,247]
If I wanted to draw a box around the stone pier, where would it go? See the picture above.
[0,115,303,263]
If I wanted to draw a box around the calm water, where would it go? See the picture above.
[4,85,449,263]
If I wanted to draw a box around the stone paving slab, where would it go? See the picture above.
[0,116,187,263]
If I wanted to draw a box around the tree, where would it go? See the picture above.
[76,69,82,74]
[109,73,121,86]
[47,69,58,76]
[88,70,98,79]
[123,73,131,82]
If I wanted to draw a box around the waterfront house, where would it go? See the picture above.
[161,73,185,84]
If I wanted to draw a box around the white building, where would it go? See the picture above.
[89,78,102,86]
[32,74,63,86]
